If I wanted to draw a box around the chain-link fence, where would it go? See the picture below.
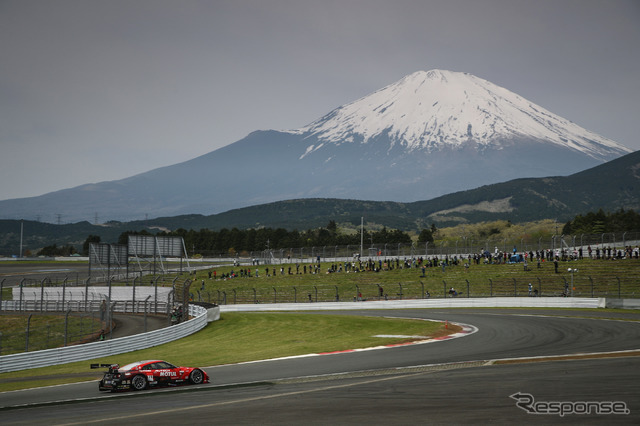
[204,273,639,305]
[190,231,640,264]
[0,311,106,356]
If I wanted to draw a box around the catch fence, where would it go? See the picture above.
[205,274,640,305]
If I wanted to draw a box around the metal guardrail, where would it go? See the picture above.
[1,300,169,314]
[0,304,208,373]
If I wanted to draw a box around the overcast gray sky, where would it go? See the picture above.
[1,0,638,201]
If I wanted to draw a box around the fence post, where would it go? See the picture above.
[84,277,90,312]
[64,309,71,346]
[443,280,447,298]
[0,278,4,312]
[25,313,33,352]
[466,279,470,298]
[62,277,67,312]
[144,295,151,332]
[19,279,25,312]
[588,276,594,298]
[40,277,48,312]
[273,287,277,303]
[536,277,542,296]
[335,285,339,302]
[132,276,138,313]
[154,275,160,314]
[253,288,257,304]
[293,287,297,303]
[110,302,116,340]
[616,277,621,298]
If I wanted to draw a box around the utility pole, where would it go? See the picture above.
[19,219,23,258]
[360,217,363,258]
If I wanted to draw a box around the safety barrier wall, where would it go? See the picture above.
[219,297,607,312]
[0,304,207,373]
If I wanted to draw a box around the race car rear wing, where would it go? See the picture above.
[91,363,119,370]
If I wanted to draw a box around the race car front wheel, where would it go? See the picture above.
[131,375,147,391]
[189,369,204,385]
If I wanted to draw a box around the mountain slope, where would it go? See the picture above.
[1,150,638,255]
[152,148,640,230]
[0,70,632,223]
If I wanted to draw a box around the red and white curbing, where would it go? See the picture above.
[317,320,478,355]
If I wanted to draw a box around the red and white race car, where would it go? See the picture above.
[93,360,209,392]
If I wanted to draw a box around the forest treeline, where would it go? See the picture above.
[35,209,640,257]
[562,209,640,235]
[115,220,433,256]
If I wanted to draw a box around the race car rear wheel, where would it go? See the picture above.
[189,369,204,385]
[131,375,147,391]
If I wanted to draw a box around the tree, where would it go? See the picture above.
[326,220,337,237]
[417,228,434,244]
[82,234,101,256]
[38,244,77,257]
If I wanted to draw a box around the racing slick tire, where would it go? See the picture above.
[131,374,148,391]
[189,369,205,385]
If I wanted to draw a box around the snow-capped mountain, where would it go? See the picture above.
[296,70,628,160]
[0,70,632,223]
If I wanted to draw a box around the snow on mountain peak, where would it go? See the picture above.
[295,70,631,159]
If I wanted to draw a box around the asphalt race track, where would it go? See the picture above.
[0,262,95,287]
[1,308,639,424]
